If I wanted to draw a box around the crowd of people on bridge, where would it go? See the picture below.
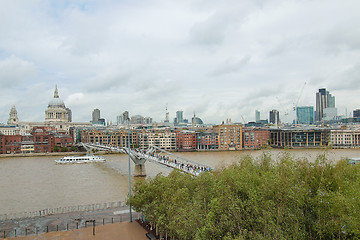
[153,154,212,175]
[130,148,212,175]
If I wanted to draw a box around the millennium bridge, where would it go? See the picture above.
[79,143,213,177]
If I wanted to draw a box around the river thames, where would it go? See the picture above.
[0,149,359,215]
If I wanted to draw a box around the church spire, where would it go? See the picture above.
[54,85,59,98]
[8,105,19,125]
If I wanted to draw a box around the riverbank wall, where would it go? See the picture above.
[0,151,124,158]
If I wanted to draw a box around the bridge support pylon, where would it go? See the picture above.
[134,164,146,177]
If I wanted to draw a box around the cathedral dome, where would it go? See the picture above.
[48,97,65,108]
[45,85,72,123]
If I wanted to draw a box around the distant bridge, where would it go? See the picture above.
[79,143,213,176]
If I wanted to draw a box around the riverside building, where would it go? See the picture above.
[213,120,242,151]
[270,128,329,148]
[242,128,270,149]
[330,128,360,148]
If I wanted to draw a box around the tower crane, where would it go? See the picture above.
[293,82,306,124]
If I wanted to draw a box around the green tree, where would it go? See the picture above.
[130,153,360,240]
[61,147,68,152]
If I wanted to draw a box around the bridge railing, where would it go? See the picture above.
[0,201,126,221]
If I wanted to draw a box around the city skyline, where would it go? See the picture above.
[0,1,360,124]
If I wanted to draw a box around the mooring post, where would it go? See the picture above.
[47,226,48,232]
[67,224,68,230]
[93,220,95,235]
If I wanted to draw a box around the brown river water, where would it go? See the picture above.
[0,149,359,215]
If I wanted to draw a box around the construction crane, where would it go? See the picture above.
[241,115,246,125]
[275,97,288,124]
[293,82,307,124]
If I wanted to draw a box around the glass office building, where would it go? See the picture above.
[296,106,314,124]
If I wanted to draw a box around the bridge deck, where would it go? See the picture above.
[80,143,213,176]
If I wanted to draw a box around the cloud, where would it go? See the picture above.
[329,64,360,91]
[1,0,360,123]
[0,55,36,89]
[212,56,251,76]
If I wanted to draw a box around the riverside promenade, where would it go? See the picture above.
[5,221,148,240]
[1,206,145,239]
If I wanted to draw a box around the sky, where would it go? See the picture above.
[1,0,360,124]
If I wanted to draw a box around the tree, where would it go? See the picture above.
[53,146,59,152]
[61,147,68,152]
[130,154,360,239]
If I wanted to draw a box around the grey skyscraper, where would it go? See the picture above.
[269,110,279,124]
[92,109,100,122]
[255,110,260,123]
[175,110,183,124]
[315,88,336,122]
[354,109,360,118]
[122,111,129,124]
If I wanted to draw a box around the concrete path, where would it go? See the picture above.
[0,206,140,238]
[7,221,148,240]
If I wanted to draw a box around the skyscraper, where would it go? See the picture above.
[354,109,360,118]
[315,88,336,122]
[174,110,183,124]
[296,106,314,124]
[92,108,105,125]
[269,110,279,124]
[92,109,100,122]
[255,110,260,123]
[122,111,129,124]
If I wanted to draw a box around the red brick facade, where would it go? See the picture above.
[0,127,74,154]
[176,131,197,151]
[242,128,270,149]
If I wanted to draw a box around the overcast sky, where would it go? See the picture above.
[1,0,360,124]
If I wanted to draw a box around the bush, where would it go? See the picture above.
[130,153,360,239]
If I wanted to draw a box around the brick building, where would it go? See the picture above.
[0,127,74,154]
[196,132,218,150]
[213,122,242,150]
[80,129,138,148]
[138,129,176,151]
[176,131,196,151]
[242,128,270,149]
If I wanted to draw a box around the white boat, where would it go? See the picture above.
[55,154,106,164]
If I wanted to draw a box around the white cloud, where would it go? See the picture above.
[0,55,36,88]
[1,0,360,123]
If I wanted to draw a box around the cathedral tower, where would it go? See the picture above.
[7,105,19,125]
[45,85,72,122]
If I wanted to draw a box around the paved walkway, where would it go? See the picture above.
[0,207,142,238]
[6,221,148,240]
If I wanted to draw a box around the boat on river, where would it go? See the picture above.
[55,154,106,164]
